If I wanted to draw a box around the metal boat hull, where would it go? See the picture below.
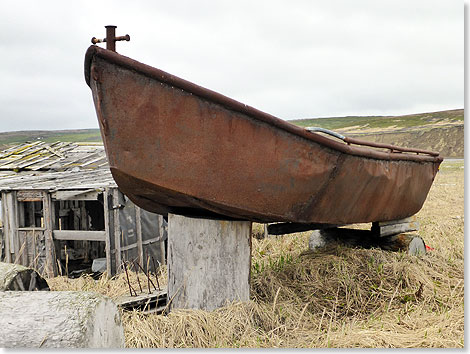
[85,46,442,224]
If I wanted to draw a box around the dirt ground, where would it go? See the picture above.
[49,159,464,348]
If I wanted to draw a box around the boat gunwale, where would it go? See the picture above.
[85,45,443,164]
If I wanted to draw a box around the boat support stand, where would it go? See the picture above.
[267,216,427,255]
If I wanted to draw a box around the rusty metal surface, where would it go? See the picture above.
[91,25,130,52]
[343,137,440,156]
[85,45,442,224]
[305,127,440,157]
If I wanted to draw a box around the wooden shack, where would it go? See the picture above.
[0,141,167,277]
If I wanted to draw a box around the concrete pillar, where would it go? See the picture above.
[167,214,251,311]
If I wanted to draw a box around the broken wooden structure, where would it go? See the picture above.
[115,289,167,314]
[0,142,167,277]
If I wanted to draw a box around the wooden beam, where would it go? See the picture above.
[16,227,46,231]
[19,231,27,266]
[50,196,62,272]
[43,193,57,277]
[1,192,11,263]
[159,241,166,266]
[141,236,162,246]
[31,230,37,269]
[16,190,44,202]
[53,230,106,242]
[73,201,80,230]
[115,289,167,314]
[158,215,166,265]
[119,242,138,252]
[371,216,420,237]
[103,189,112,277]
[80,201,89,263]
[5,192,19,264]
[135,206,143,266]
[51,190,99,201]
[113,189,122,273]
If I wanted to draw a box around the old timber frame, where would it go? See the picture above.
[0,142,166,277]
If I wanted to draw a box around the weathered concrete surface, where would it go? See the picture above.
[167,214,251,311]
[0,291,125,348]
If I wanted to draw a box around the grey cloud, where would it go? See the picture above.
[0,0,462,132]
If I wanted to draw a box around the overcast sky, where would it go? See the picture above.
[0,0,463,132]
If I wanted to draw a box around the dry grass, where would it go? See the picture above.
[48,160,464,348]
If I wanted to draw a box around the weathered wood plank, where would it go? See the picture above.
[159,216,166,265]
[53,230,106,242]
[80,201,89,263]
[135,206,143,266]
[376,216,415,227]
[113,189,122,273]
[103,189,112,276]
[5,192,18,264]
[19,231,27,266]
[371,216,420,237]
[50,198,62,272]
[119,242,138,252]
[16,190,44,202]
[115,289,167,314]
[43,193,57,277]
[31,231,38,269]
[16,227,46,231]
[1,192,11,263]
[51,190,99,201]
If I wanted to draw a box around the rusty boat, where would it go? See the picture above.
[85,44,442,225]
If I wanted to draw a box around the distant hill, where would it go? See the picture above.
[289,109,464,158]
[0,109,463,157]
[289,108,463,131]
[0,129,102,150]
